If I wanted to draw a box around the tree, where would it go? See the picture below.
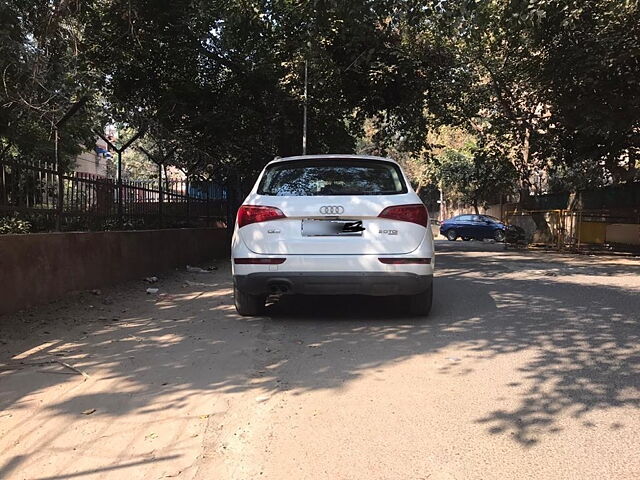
[535,0,640,183]
[0,1,98,166]
[421,1,555,195]
[435,146,517,214]
[3,0,637,199]
[78,0,464,191]
[428,0,640,193]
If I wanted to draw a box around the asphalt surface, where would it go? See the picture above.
[0,240,639,479]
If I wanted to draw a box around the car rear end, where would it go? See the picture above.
[231,155,435,316]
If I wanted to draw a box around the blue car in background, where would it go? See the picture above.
[439,214,523,242]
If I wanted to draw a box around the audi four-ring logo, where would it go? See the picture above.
[319,205,344,215]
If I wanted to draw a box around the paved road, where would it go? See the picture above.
[1,241,639,479]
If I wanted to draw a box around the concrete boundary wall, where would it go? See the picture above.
[0,228,229,315]
[606,224,640,246]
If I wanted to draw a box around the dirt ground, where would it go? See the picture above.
[1,240,639,480]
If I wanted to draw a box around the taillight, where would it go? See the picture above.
[378,204,428,227]
[237,205,286,228]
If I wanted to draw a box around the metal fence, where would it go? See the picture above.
[0,157,228,232]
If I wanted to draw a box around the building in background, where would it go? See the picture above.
[73,126,117,178]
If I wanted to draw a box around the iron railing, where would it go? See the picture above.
[0,157,227,232]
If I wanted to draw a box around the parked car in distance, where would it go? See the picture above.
[439,214,524,242]
[231,154,435,317]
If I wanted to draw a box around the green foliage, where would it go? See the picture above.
[536,0,640,183]
[547,161,610,193]
[0,216,31,235]
[76,0,463,188]
[434,146,517,212]
[436,150,475,205]
[0,1,99,167]
[429,0,639,190]
[1,0,637,200]
[119,128,159,180]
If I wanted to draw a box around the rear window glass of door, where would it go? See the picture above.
[258,159,407,196]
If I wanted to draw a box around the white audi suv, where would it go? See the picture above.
[231,154,435,316]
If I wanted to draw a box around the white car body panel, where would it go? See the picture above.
[237,193,426,255]
[231,155,435,299]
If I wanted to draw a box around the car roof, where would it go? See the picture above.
[266,154,399,166]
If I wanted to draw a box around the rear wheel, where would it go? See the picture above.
[494,230,506,242]
[234,286,266,316]
[406,284,433,316]
[446,229,458,241]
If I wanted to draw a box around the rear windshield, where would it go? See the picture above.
[257,159,407,196]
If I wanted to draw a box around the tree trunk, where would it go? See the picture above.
[518,126,532,207]
[473,198,479,214]
[518,186,530,208]
[629,149,637,180]
[521,125,531,180]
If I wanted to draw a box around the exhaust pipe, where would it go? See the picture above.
[268,281,291,294]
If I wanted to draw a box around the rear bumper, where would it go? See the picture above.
[234,272,433,296]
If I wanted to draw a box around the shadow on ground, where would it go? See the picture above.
[0,241,638,476]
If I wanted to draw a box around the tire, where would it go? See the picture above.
[446,229,458,241]
[462,237,471,241]
[494,230,506,242]
[406,284,433,316]
[234,285,266,316]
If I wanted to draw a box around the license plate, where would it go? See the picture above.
[302,219,365,237]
